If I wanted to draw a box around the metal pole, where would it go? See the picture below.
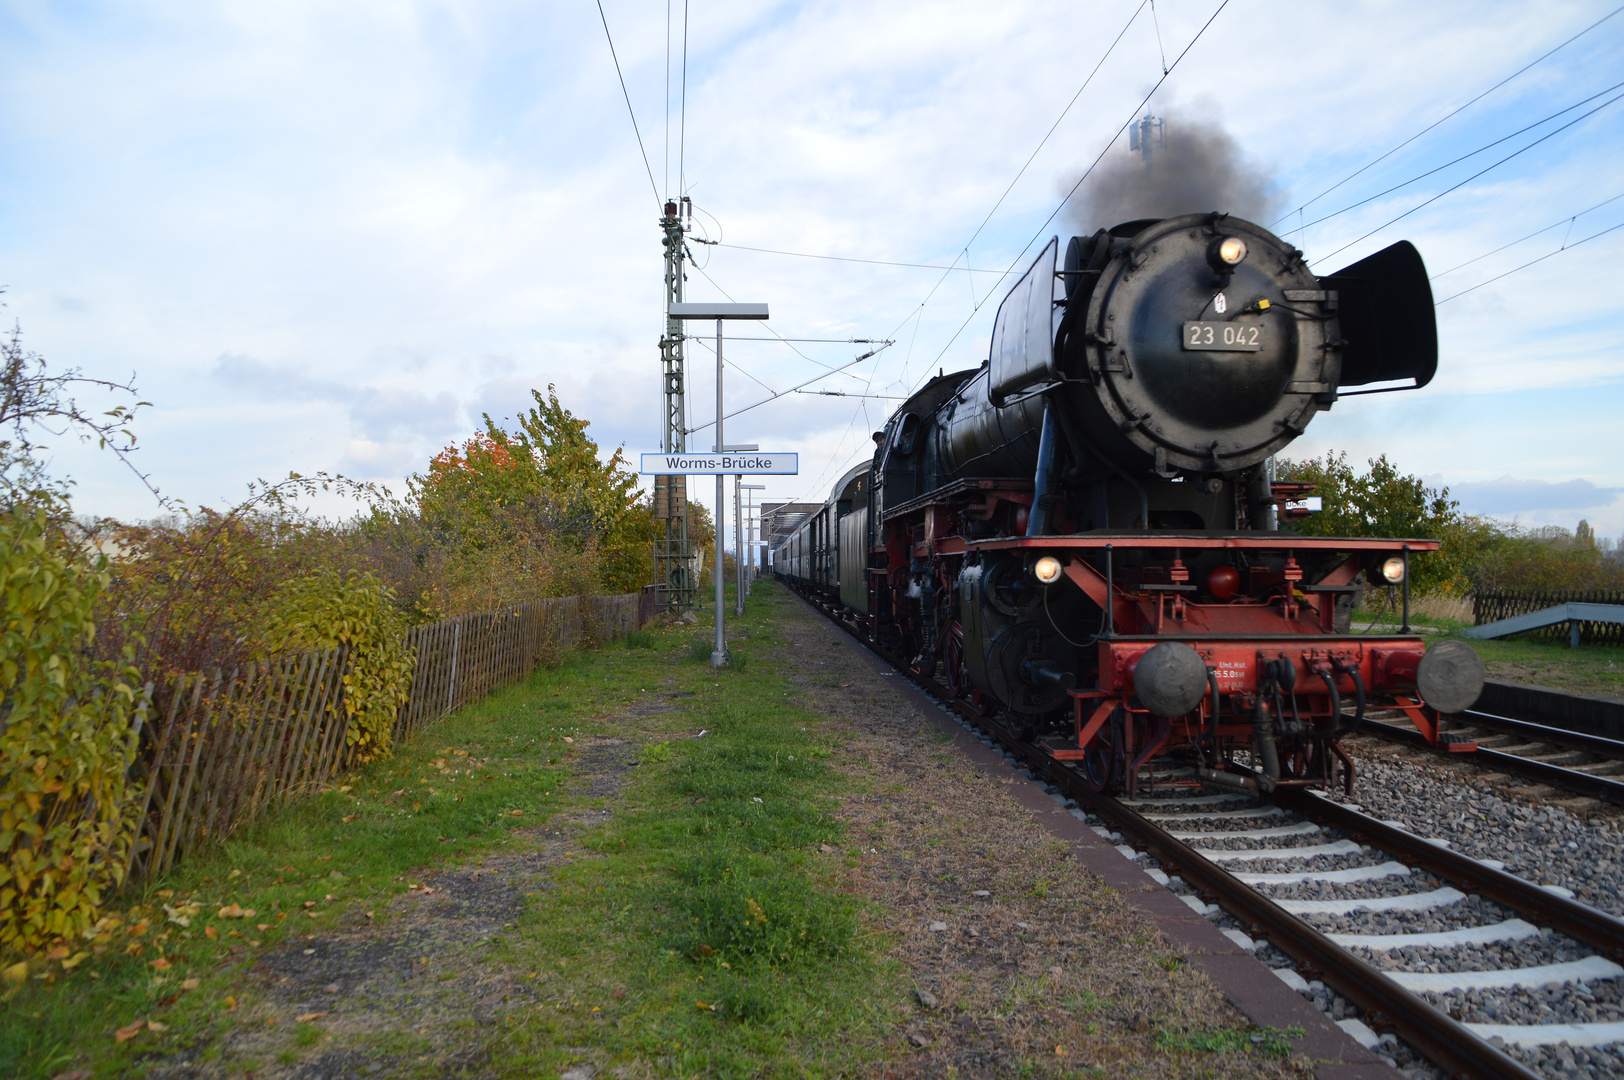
[713,318,728,667]
[659,202,693,612]
[734,474,744,616]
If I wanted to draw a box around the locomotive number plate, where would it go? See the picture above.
[1183,321,1263,352]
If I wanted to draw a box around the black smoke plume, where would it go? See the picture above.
[1066,112,1280,231]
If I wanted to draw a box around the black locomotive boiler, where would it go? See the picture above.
[775,213,1485,798]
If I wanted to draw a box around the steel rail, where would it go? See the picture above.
[1072,786,1547,1080]
[790,590,1549,1080]
[1459,710,1624,758]
[1361,718,1624,805]
[1274,788,1624,961]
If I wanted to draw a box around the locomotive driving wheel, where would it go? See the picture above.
[943,620,969,697]
[1079,708,1125,795]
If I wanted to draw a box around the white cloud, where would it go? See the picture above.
[1,0,1621,527]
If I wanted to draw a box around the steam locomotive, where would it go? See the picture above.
[774,212,1485,798]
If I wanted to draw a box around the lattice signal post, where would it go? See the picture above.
[653,198,696,613]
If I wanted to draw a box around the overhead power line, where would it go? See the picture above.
[912,0,1232,386]
[1314,86,1624,266]
[685,345,893,438]
[1274,2,1624,227]
[1435,219,1624,304]
[715,242,1006,273]
[1302,79,1624,234]
[1430,191,1624,279]
[595,0,662,209]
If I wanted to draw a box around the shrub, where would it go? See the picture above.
[0,503,147,960]
[257,569,415,763]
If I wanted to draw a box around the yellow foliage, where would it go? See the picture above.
[0,505,147,957]
[257,569,415,763]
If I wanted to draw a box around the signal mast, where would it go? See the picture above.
[653,198,697,612]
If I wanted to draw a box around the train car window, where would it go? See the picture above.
[893,413,921,456]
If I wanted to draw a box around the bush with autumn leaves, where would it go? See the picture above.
[1,320,663,964]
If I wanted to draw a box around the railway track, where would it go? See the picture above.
[792,589,1624,1080]
[1359,706,1624,806]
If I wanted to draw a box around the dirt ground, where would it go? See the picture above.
[776,599,1312,1080]
[132,604,1314,1079]
[140,731,649,1080]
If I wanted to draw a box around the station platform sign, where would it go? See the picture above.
[638,452,798,475]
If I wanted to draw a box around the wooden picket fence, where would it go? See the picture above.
[1473,588,1624,646]
[123,594,641,882]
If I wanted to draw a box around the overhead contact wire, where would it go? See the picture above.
[1435,219,1624,304]
[595,0,662,210]
[1314,87,1624,265]
[911,0,1232,388]
[1274,3,1624,227]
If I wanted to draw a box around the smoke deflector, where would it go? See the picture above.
[988,237,1061,406]
[1321,241,1438,393]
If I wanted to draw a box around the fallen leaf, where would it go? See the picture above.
[218,903,245,918]
[45,945,69,961]
[256,923,270,931]
[695,1000,713,1011]
[181,978,200,990]
[342,814,358,823]
[146,1021,168,1033]
[303,901,317,908]
[510,809,523,817]
[412,801,422,812]
[205,926,218,939]
[3,961,29,985]
[296,1011,329,1022]
[60,951,91,970]
[114,1020,145,1042]
[149,957,171,970]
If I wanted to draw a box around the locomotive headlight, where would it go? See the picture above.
[1033,555,1064,585]
[1380,556,1406,584]
[1216,237,1247,265]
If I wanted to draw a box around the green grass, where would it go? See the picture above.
[1155,1024,1304,1058]
[1352,602,1624,698]
[1,582,899,1080]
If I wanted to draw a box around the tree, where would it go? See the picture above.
[486,386,659,596]
[0,310,151,507]
[1277,452,1498,596]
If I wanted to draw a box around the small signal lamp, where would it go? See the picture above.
[1380,556,1406,584]
[1207,565,1241,600]
[1033,556,1064,585]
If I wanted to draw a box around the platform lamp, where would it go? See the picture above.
[667,302,769,667]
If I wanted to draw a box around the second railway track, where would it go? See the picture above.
[792,589,1624,1080]
[1359,706,1624,807]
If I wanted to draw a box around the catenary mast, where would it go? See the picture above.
[654,198,696,612]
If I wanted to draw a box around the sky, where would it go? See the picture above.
[2,0,1622,545]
